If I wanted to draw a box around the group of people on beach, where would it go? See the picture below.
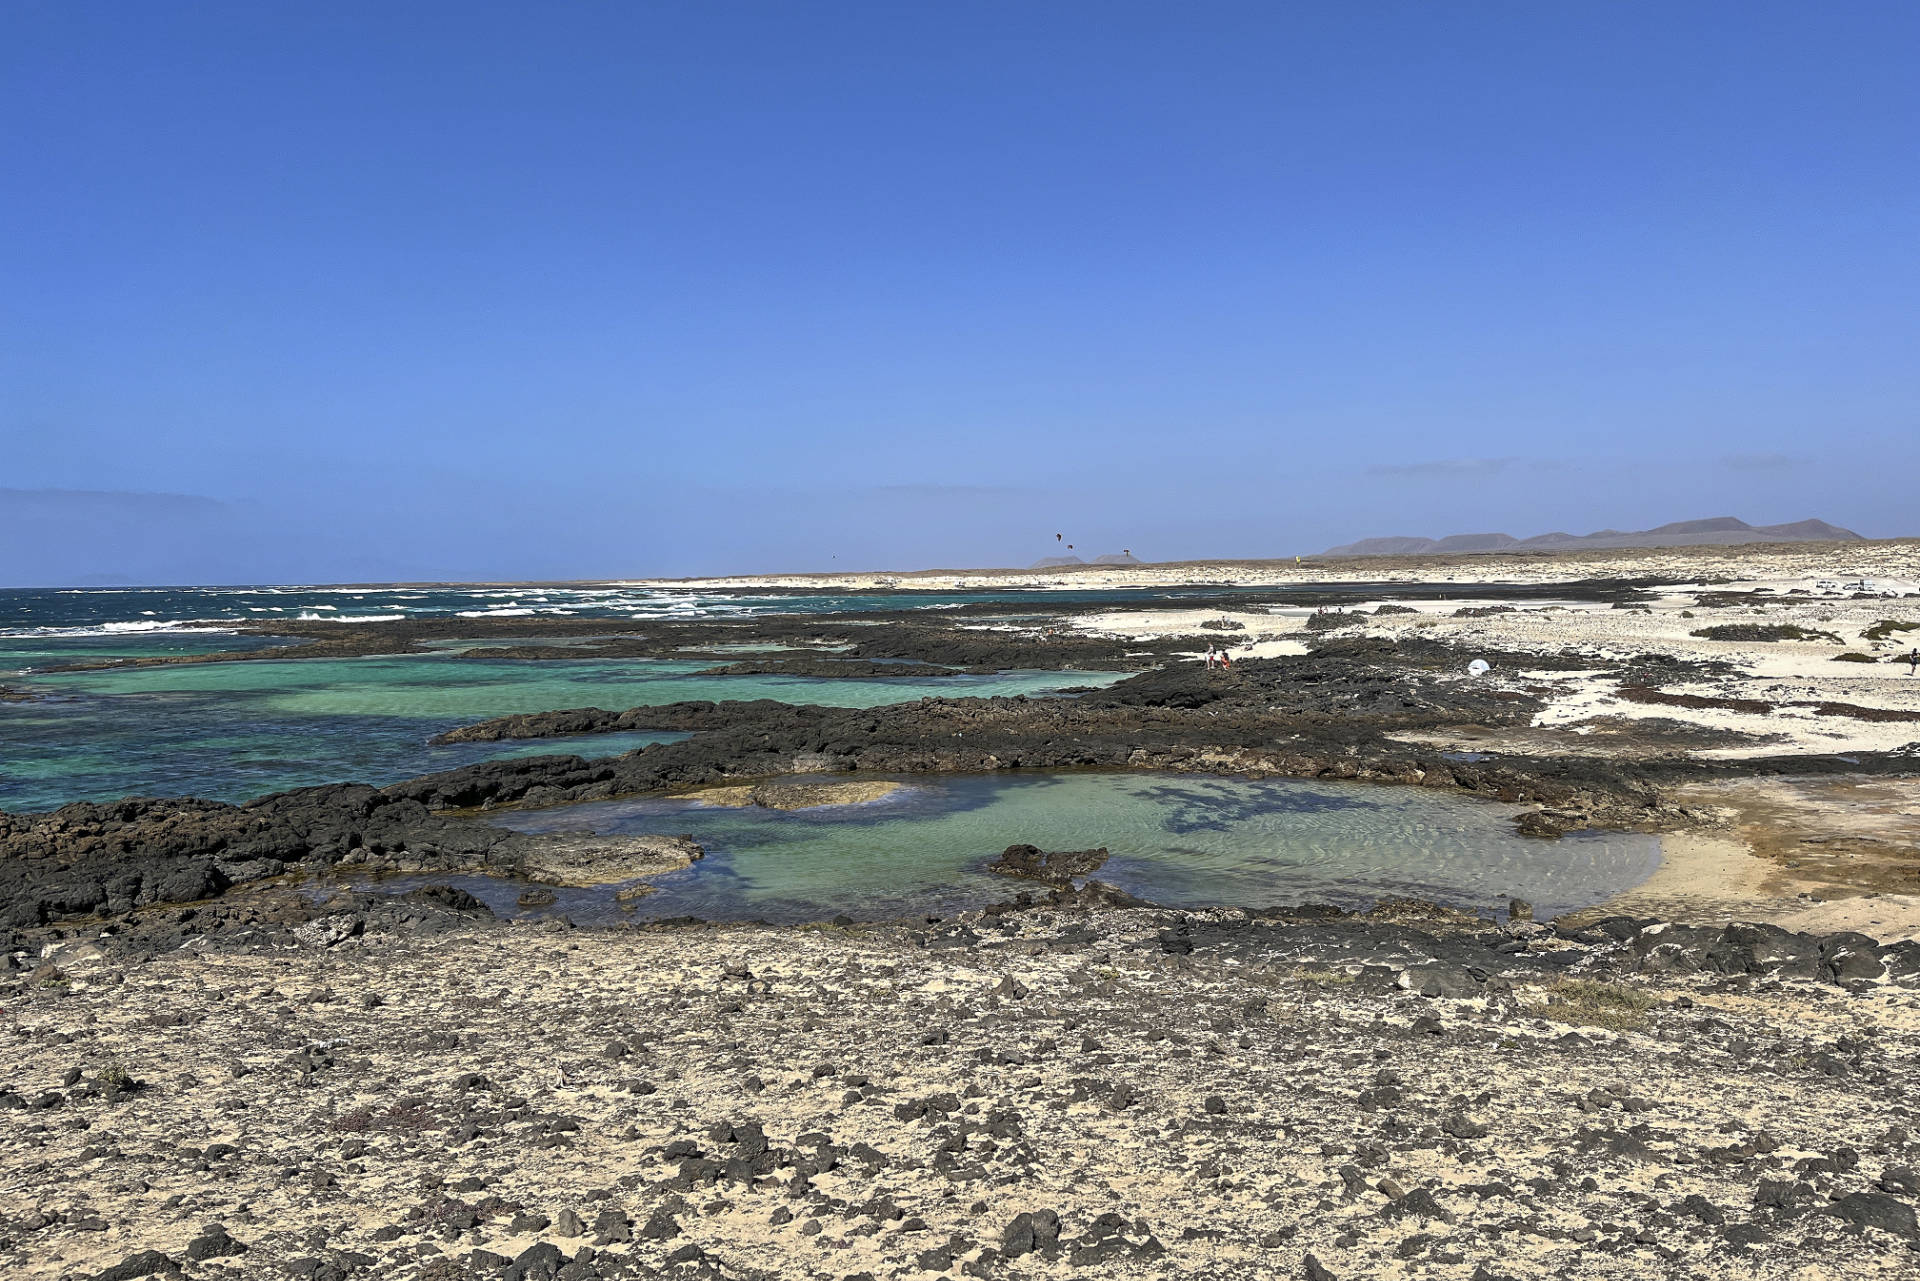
[1204,641,1232,671]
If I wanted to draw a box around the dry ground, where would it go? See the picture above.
[6,905,1920,1281]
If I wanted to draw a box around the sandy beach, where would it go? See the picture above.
[624,538,1920,594]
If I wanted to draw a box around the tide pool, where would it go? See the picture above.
[471,771,1662,924]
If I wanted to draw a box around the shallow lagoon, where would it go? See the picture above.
[461,772,1662,924]
[0,649,1120,812]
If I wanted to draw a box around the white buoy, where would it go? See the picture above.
[1467,659,1491,677]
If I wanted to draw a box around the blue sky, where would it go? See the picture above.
[4,2,1916,584]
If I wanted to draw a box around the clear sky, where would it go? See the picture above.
[4,2,1917,585]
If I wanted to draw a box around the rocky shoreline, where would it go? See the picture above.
[0,644,1662,934]
[5,631,1915,937]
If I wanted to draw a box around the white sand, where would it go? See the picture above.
[621,539,1920,592]
[1069,607,1313,660]
[1060,582,1920,759]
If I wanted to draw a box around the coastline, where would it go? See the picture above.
[5,538,1919,937]
[616,535,1920,592]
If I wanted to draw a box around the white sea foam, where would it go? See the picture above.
[297,613,404,623]
[4,583,890,642]
[0,619,237,639]
[92,619,197,634]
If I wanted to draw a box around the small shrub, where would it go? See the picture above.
[33,966,67,989]
[381,1103,437,1132]
[1832,652,1879,663]
[1532,978,1655,1032]
[334,1102,436,1133]
[1863,619,1920,642]
[1287,966,1356,988]
[1689,624,1841,643]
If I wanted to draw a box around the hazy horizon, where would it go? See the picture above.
[0,492,1899,589]
[7,3,1917,586]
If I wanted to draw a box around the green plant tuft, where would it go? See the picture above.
[1532,978,1655,1032]
[1863,619,1920,643]
[1689,623,1841,643]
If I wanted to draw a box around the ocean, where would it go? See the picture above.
[0,581,1318,636]
[0,583,1139,813]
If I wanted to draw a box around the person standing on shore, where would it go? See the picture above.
[1908,647,1919,675]
[1205,642,1216,671]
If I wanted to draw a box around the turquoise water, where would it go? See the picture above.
[472,772,1662,924]
[0,649,1120,812]
[0,632,295,669]
[19,655,1108,718]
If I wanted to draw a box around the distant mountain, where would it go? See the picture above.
[1031,555,1085,568]
[1319,517,1863,558]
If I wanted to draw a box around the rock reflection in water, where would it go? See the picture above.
[431,772,1662,925]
